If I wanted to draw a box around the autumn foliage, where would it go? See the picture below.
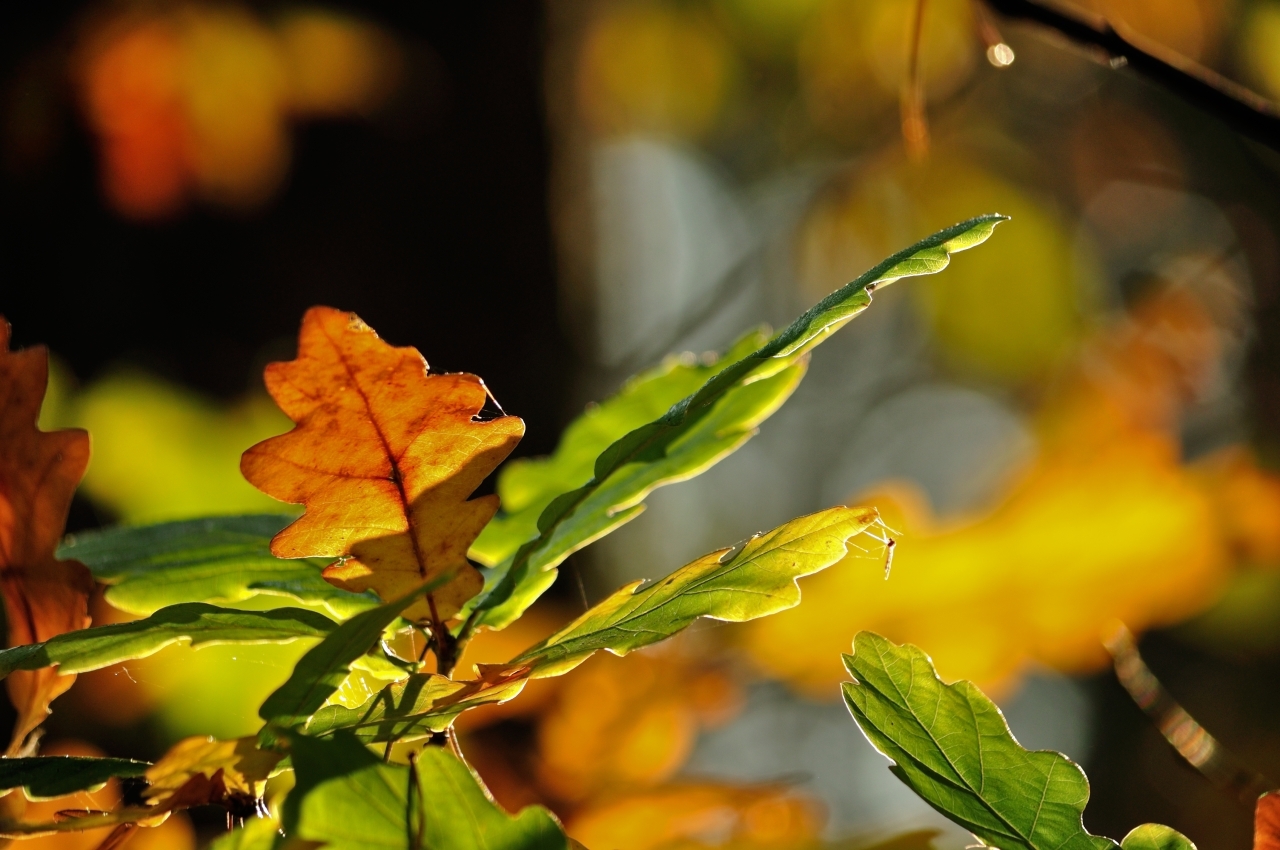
[1,216,1277,850]
[0,324,91,756]
[241,306,524,636]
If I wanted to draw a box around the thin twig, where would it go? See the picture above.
[1105,623,1275,808]
[980,0,1280,152]
[903,0,930,159]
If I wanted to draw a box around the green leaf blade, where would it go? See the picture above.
[258,584,438,729]
[306,672,527,744]
[469,214,1006,632]
[470,330,770,568]
[285,733,567,850]
[0,756,151,800]
[842,632,1115,850]
[60,515,378,618]
[1120,825,1197,850]
[511,506,880,676]
[0,604,336,678]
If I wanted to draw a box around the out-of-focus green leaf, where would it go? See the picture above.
[468,214,1007,633]
[506,506,880,678]
[60,515,377,618]
[469,330,777,567]
[306,671,528,743]
[842,632,1197,850]
[284,733,568,850]
[0,756,150,799]
[0,604,335,678]
[258,584,438,730]
[1119,825,1196,850]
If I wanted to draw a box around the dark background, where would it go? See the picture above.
[1,1,573,462]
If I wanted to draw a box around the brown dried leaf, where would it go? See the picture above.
[143,735,282,815]
[241,306,524,625]
[0,320,92,753]
[1257,792,1280,850]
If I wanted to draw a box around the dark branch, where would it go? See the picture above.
[981,0,1280,153]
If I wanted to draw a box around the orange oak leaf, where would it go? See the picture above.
[1258,791,1280,850]
[241,306,524,625]
[0,320,92,754]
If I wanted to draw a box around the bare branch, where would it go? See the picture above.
[981,0,1280,153]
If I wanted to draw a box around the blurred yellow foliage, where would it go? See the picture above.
[797,0,974,142]
[738,287,1280,693]
[74,3,400,218]
[44,368,313,741]
[65,592,318,741]
[68,373,289,523]
[1240,1,1280,102]
[713,0,825,57]
[799,154,1089,382]
[578,4,735,140]
[1077,0,1230,61]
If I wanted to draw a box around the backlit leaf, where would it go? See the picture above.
[0,320,93,752]
[143,735,282,812]
[327,506,874,746]
[258,582,440,729]
[1257,792,1280,850]
[1120,825,1197,850]
[206,814,279,850]
[504,506,881,678]
[304,669,528,742]
[469,329,786,567]
[284,732,568,850]
[241,305,525,626]
[0,603,335,678]
[841,632,1195,850]
[0,756,150,799]
[469,215,1006,632]
[59,515,377,618]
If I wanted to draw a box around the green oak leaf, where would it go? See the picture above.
[60,515,378,619]
[469,329,787,568]
[841,633,1197,850]
[324,506,878,746]
[467,214,1007,634]
[206,815,280,850]
[258,582,443,730]
[1119,825,1196,850]
[284,732,567,850]
[0,756,150,800]
[507,506,880,678]
[305,672,526,743]
[0,603,335,678]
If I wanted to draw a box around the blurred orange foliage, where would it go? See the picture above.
[74,3,399,218]
[460,635,826,850]
[738,286,1280,693]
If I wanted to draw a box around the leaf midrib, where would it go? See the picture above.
[865,644,1047,849]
